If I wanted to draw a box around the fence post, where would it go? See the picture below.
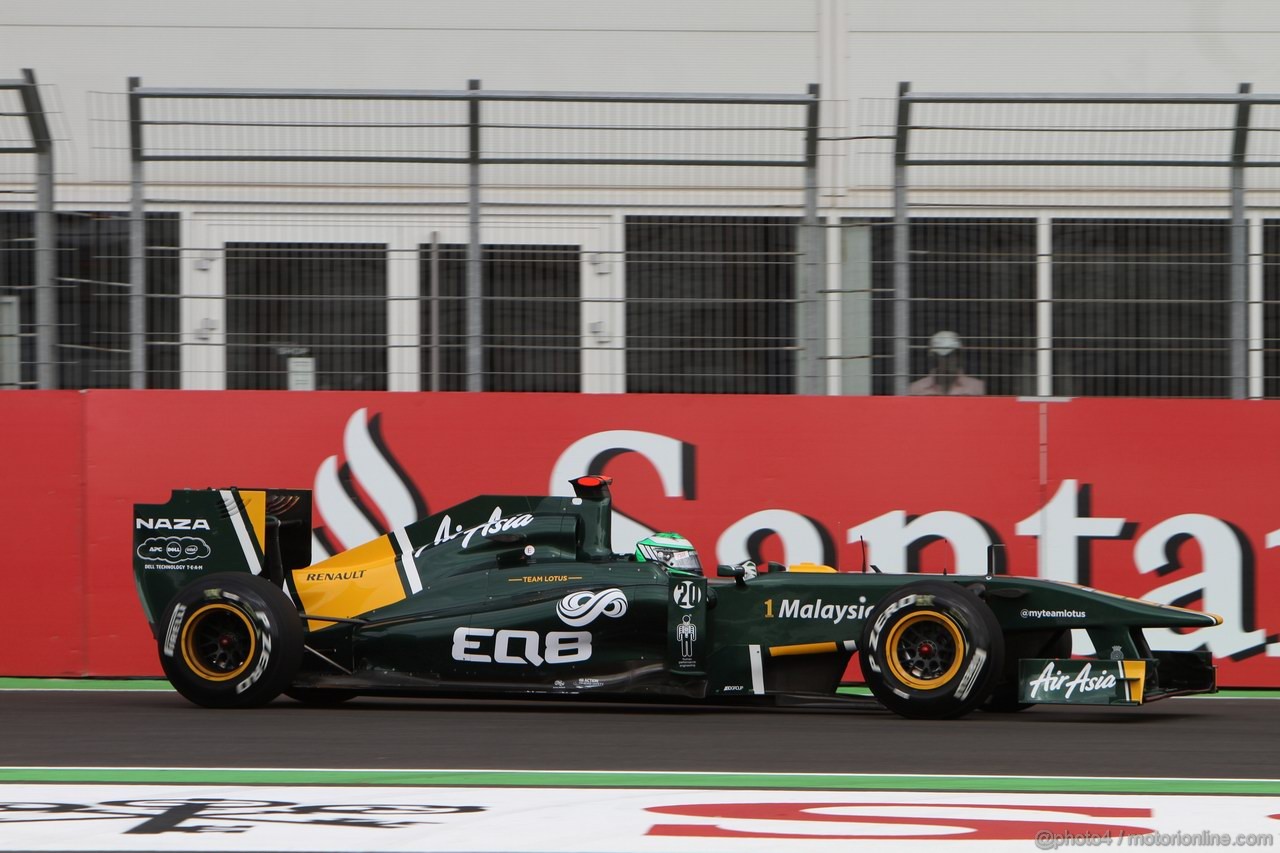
[429,232,441,392]
[0,296,17,388]
[20,69,56,390]
[1229,83,1251,400]
[128,76,147,389]
[798,83,823,395]
[892,82,912,396]
[466,79,483,392]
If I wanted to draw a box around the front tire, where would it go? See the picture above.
[983,629,1073,713]
[860,581,1004,720]
[157,572,303,708]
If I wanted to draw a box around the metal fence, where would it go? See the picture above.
[99,80,821,394]
[0,70,54,389]
[873,84,1279,399]
[10,74,1280,397]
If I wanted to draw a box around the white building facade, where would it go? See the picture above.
[1,1,1277,396]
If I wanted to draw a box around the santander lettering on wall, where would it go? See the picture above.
[306,401,1279,682]
[8,391,1276,682]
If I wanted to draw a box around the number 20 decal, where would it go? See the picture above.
[672,581,702,610]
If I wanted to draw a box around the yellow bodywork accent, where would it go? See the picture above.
[787,563,837,573]
[1121,659,1147,703]
[292,535,407,630]
[237,490,267,552]
[768,642,839,657]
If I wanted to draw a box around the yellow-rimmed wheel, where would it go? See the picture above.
[884,611,964,690]
[860,581,1003,720]
[158,573,303,708]
[180,604,256,681]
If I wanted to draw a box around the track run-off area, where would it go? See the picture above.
[2,681,1279,851]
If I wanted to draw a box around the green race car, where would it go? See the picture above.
[133,476,1218,719]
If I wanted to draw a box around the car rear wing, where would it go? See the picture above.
[132,487,312,636]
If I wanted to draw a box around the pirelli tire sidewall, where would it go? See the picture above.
[157,572,304,709]
[860,581,1004,720]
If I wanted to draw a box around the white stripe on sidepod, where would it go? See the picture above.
[749,645,764,695]
[220,490,262,575]
[392,526,422,594]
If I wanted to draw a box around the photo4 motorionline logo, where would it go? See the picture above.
[1035,828,1276,849]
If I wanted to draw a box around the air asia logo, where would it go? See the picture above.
[0,797,484,836]
[556,589,629,627]
[1026,661,1119,700]
[135,518,210,531]
[137,536,212,564]
[417,507,535,555]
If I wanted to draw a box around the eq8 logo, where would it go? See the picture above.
[451,627,591,666]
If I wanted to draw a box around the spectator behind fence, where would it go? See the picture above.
[909,330,987,396]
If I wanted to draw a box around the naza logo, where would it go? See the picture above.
[136,518,210,531]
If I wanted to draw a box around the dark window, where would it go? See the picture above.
[0,212,35,386]
[1053,219,1230,398]
[1262,222,1280,399]
[625,216,796,394]
[869,218,1037,396]
[419,243,581,392]
[0,210,179,389]
[225,243,387,390]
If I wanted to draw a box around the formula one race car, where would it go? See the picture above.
[132,477,1218,719]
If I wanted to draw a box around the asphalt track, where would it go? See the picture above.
[3,690,1275,780]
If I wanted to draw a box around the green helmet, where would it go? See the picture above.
[634,532,702,576]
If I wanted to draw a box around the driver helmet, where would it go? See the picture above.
[634,532,702,576]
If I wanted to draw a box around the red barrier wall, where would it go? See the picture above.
[4,392,84,676]
[4,390,1278,686]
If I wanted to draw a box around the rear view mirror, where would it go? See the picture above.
[716,561,758,586]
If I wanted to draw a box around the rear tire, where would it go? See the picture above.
[860,581,1004,720]
[157,572,303,708]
